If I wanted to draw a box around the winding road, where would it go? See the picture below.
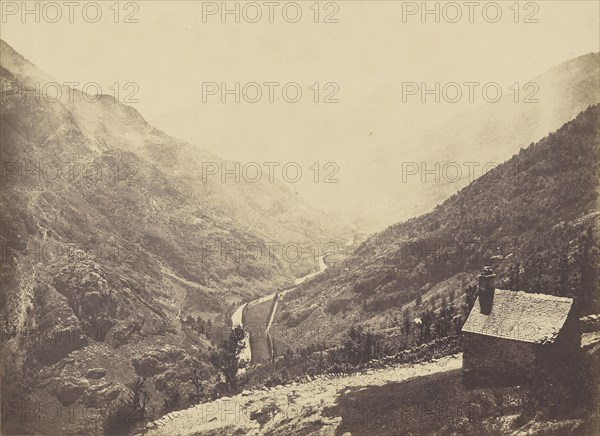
[231,256,328,364]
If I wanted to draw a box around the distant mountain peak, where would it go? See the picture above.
[0,39,55,83]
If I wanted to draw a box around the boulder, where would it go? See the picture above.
[50,378,90,405]
[85,368,107,379]
[132,355,165,377]
[80,381,124,404]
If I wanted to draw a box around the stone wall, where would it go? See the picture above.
[462,333,538,384]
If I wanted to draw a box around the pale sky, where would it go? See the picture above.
[2,1,598,120]
[1,1,599,217]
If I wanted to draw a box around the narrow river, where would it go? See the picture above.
[231,256,328,364]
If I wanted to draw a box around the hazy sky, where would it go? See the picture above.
[2,1,598,118]
[1,1,599,215]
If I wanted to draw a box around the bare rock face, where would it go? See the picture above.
[132,346,187,377]
[31,284,89,365]
[133,355,166,378]
[85,368,107,379]
[51,259,120,341]
[48,378,91,405]
[80,381,124,404]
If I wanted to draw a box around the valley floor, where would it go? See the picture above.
[142,354,462,435]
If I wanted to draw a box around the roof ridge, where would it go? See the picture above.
[495,288,574,303]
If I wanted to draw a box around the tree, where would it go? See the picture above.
[509,262,521,291]
[129,377,150,420]
[415,294,422,307]
[447,302,458,334]
[210,325,245,392]
[163,390,181,413]
[102,378,149,435]
[440,296,448,310]
[342,326,380,365]
[189,369,204,405]
[464,284,477,313]
[402,308,412,338]
[556,250,569,296]
[575,227,597,313]
[534,257,544,293]
[419,309,434,343]
[434,298,452,338]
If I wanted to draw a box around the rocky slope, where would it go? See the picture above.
[0,39,351,435]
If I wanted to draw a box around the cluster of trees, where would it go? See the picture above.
[399,223,598,348]
[161,369,206,415]
[399,290,472,347]
[210,325,246,394]
[158,326,246,418]
[103,377,150,435]
[341,326,384,365]
[183,315,213,336]
[506,227,598,313]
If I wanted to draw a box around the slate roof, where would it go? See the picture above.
[462,289,574,344]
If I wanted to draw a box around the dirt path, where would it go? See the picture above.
[161,269,197,320]
[142,353,462,435]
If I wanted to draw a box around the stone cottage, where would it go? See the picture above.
[461,267,580,382]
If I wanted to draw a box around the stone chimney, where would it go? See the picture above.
[478,266,496,315]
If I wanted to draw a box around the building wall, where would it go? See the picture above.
[540,311,582,368]
[556,310,581,350]
[463,333,538,382]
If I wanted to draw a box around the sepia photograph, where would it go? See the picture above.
[0,1,599,435]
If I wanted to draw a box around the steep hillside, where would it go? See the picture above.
[0,40,350,434]
[0,40,354,280]
[275,105,600,352]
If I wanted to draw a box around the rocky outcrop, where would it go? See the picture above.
[131,346,187,378]
[80,381,125,404]
[85,368,107,379]
[47,377,91,405]
[31,284,89,365]
[51,258,121,341]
